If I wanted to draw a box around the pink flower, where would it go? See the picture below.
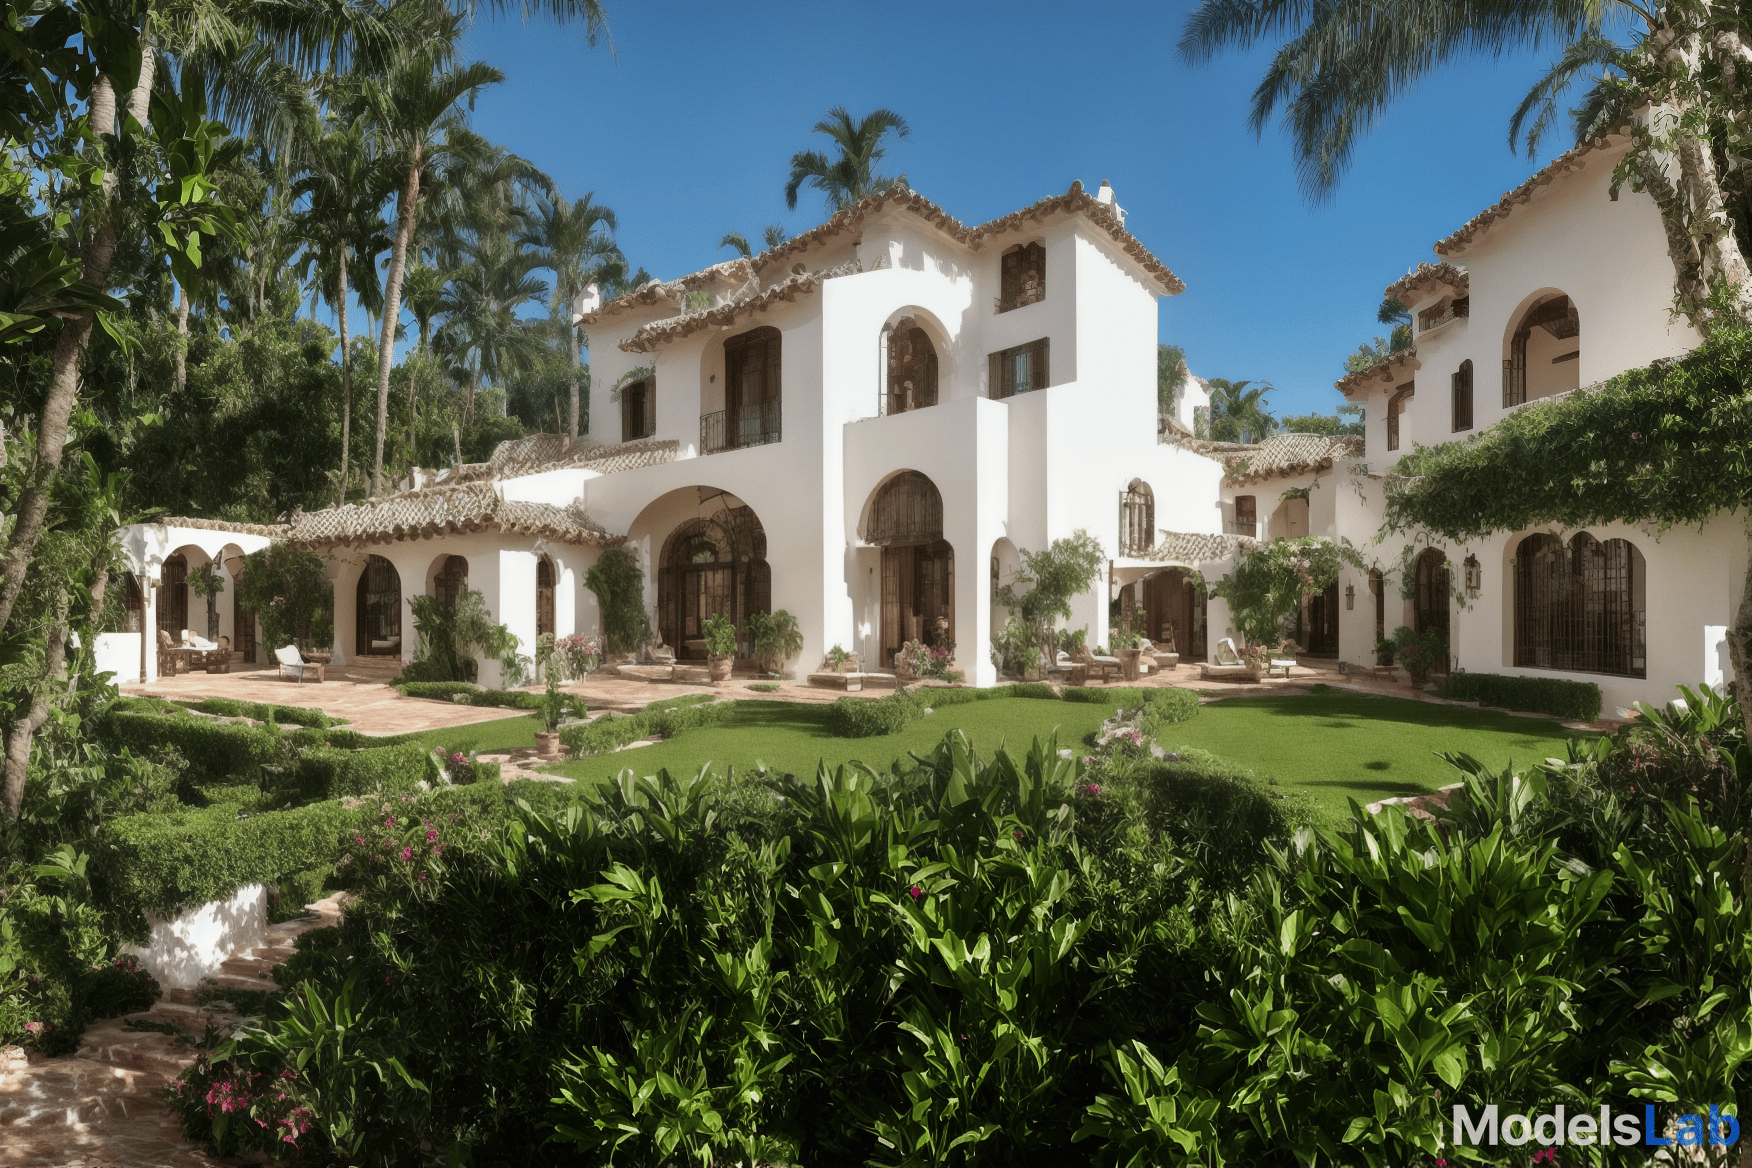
[418,871,427,881]
[908,884,923,899]
[384,817,395,827]
[399,847,414,862]
[23,1021,43,1035]
[426,829,438,842]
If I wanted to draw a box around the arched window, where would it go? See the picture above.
[536,556,556,638]
[657,507,769,660]
[865,471,944,546]
[884,320,939,415]
[621,377,654,442]
[1504,294,1580,406]
[998,242,1046,312]
[1514,532,1645,676]
[710,325,781,452]
[1120,479,1155,554]
[437,555,469,609]
[1452,359,1473,432]
[865,472,953,667]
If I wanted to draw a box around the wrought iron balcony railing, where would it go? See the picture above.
[701,398,781,454]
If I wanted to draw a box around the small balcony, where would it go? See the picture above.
[1418,297,1469,334]
[701,398,781,454]
[1224,521,1258,537]
[993,288,1045,313]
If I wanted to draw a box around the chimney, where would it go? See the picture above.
[1095,179,1126,226]
[571,282,602,324]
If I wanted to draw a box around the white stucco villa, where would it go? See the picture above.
[103,153,1743,714]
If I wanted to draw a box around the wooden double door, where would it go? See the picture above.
[879,540,954,669]
[1141,569,1205,658]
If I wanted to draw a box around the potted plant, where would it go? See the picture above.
[1392,626,1448,685]
[746,609,804,678]
[823,643,857,674]
[702,611,738,684]
[1238,643,1271,681]
[534,641,568,759]
[1374,639,1397,667]
[1110,623,1145,680]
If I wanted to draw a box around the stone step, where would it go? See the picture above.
[74,1021,199,1082]
[0,1057,167,1128]
[216,957,275,982]
[249,945,297,963]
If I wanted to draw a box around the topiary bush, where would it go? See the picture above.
[825,692,920,738]
[1064,685,1149,706]
[103,707,281,783]
[186,698,337,728]
[293,743,431,801]
[1432,672,1602,721]
[1010,682,1062,701]
[1139,687,1200,734]
[557,697,726,757]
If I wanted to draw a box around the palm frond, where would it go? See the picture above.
[1509,32,1624,156]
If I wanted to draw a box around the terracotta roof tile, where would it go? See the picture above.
[1139,530,1253,565]
[1434,136,1625,256]
[282,483,616,550]
[1335,347,1421,399]
[1385,261,1468,306]
[158,516,286,538]
[1223,433,1363,486]
[443,435,678,483]
[620,261,864,353]
[583,180,1184,335]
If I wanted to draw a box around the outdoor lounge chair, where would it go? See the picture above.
[1073,644,1124,683]
[276,644,324,684]
[157,629,192,676]
[1200,637,1253,682]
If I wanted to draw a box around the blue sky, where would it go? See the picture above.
[452,0,1602,420]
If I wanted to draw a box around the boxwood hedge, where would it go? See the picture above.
[1432,672,1603,722]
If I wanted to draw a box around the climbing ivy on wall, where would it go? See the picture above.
[1209,537,1362,646]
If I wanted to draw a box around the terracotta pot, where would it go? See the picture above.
[708,654,734,684]
[534,731,564,761]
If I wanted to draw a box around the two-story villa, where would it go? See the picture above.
[108,181,1232,689]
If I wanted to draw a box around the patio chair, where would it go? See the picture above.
[1073,644,1124,683]
[275,644,324,684]
[1201,637,1253,682]
[1214,638,1243,666]
[157,629,192,676]
[203,635,232,674]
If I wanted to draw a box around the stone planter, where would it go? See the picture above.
[608,652,635,666]
[1117,647,1144,681]
[534,731,564,761]
[708,654,734,684]
[1152,652,1179,671]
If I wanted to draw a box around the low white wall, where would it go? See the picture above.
[95,632,141,684]
[127,883,268,989]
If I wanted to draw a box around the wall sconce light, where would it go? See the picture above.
[1345,583,1355,610]
[1463,554,1482,597]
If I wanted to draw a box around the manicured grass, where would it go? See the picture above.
[1162,691,1594,816]
[409,714,541,756]
[542,697,1114,785]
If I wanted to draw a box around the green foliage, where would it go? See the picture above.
[407,588,521,684]
[992,530,1106,664]
[461,689,541,709]
[395,681,481,701]
[1204,377,1276,442]
[1434,672,1603,721]
[1139,686,1201,735]
[1391,624,1449,685]
[89,801,363,941]
[824,692,921,738]
[1385,324,1752,539]
[747,682,780,693]
[701,609,738,657]
[186,698,337,728]
[234,545,333,654]
[103,707,282,784]
[745,609,803,674]
[557,696,727,756]
[1211,537,1363,646]
[1134,753,1317,885]
[584,547,651,655]
[1010,682,1063,701]
[292,744,431,802]
[1280,405,1364,437]
[1157,342,1188,415]
[989,614,1037,678]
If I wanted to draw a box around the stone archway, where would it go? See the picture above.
[657,503,770,661]
[355,555,403,657]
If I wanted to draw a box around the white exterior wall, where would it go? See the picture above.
[117,524,274,682]
[127,883,267,989]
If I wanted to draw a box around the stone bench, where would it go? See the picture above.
[806,671,899,692]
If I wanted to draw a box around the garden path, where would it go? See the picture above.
[0,894,347,1167]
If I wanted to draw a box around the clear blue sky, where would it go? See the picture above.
[452,0,1598,421]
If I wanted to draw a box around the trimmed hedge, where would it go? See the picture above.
[558,698,728,757]
[1134,752,1318,885]
[1065,686,1148,706]
[1139,687,1200,734]
[294,743,432,801]
[462,689,541,710]
[825,692,920,738]
[105,708,280,782]
[1433,673,1603,722]
[826,684,1198,739]
[398,682,481,701]
[91,800,363,938]
[184,698,338,728]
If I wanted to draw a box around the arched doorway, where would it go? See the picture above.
[435,556,469,609]
[1306,582,1340,656]
[1504,293,1580,406]
[1413,549,1450,643]
[536,556,556,638]
[355,555,402,656]
[1514,532,1646,676]
[1141,568,1205,658]
[1120,480,1155,555]
[884,319,939,415]
[866,471,953,669]
[658,505,769,661]
[158,553,188,637]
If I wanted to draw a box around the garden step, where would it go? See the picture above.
[249,945,298,963]
[0,1055,167,1128]
[73,1019,200,1082]
[216,956,276,981]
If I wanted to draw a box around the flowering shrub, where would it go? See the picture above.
[555,634,601,680]
[169,1055,315,1155]
[898,639,963,683]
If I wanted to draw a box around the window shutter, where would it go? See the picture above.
[989,351,1002,399]
[1034,340,1049,390]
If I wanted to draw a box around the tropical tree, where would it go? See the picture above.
[437,233,550,422]
[1205,378,1276,443]
[718,224,789,258]
[1178,1,1752,334]
[365,25,505,494]
[1158,343,1188,415]
[784,106,910,213]
[522,191,620,444]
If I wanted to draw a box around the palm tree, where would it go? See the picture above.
[1206,379,1276,444]
[292,105,393,503]
[718,224,789,258]
[784,107,910,213]
[522,192,620,444]
[365,25,505,495]
[1178,2,1752,331]
[438,234,551,421]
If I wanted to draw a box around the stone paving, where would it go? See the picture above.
[0,895,346,1167]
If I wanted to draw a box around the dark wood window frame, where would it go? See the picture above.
[1234,494,1257,532]
[997,242,1046,312]
[620,377,655,442]
[705,326,782,452]
[1452,360,1474,432]
[1386,384,1414,451]
[883,321,939,415]
[1514,531,1646,678]
[988,338,1049,400]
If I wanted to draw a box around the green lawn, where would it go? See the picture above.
[1160,692,1594,816]
[401,689,1595,820]
[541,697,1116,785]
